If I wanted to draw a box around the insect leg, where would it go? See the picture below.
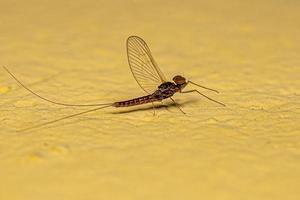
[170,97,186,114]
[151,102,156,116]
[187,81,219,93]
[180,90,226,106]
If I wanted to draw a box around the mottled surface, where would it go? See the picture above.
[1,0,300,199]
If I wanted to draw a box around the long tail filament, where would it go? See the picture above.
[3,66,111,107]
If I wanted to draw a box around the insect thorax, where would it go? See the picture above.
[151,82,178,99]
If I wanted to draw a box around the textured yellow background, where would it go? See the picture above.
[1,0,300,199]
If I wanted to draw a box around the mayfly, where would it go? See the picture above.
[4,36,225,131]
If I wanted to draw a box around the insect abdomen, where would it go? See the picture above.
[113,95,155,107]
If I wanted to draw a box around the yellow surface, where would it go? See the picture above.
[1,0,300,199]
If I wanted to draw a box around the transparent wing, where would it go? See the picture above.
[127,36,167,94]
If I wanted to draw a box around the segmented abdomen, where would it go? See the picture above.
[113,95,156,107]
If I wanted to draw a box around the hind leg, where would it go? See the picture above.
[170,97,186,114]
[151,102,156,116]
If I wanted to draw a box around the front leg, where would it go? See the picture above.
[181,90,226,106]
[187,80,219,93]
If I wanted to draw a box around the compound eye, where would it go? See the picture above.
[173,75,186,84]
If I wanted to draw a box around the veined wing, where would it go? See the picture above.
[127,36,167,94]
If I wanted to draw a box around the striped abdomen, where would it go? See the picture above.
[113,94,156,107]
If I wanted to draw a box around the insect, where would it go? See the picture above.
[4,36,225,131]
